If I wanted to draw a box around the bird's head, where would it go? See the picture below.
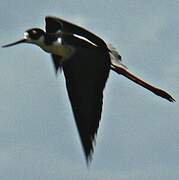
[2,28,45,48]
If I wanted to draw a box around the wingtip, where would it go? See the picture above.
[84,150,94,168]
[85,155,92,168]
[81,136,96,167]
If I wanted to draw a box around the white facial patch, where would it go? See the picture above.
[24,32,29,39]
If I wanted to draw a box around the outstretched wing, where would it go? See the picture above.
[45,16,107,48]
[45,16,110,163]
[63,47,110,163]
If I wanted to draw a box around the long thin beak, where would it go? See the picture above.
[2,39,26,48]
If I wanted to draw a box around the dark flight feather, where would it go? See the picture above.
[51,54,63,74]
[45,16,110,163]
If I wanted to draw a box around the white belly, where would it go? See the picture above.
[40,43,73,59]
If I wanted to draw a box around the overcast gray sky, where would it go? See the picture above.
[0,0,179,179]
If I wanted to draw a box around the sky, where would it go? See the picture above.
[0,0,179,179]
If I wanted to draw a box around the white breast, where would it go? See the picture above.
[35,37,73,59]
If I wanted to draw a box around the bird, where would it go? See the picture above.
[2,16,175,164]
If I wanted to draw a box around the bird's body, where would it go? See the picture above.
[39,39,72,58]
[2,16,175,164]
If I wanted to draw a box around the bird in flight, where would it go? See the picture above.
[2,16,175,164]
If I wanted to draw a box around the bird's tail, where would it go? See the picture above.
[107,44,127,69]
[110,63,175,102]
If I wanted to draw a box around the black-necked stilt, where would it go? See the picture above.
[2,16,175,164]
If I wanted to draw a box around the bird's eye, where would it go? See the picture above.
[29,30,40,39]
[32,30,37,34]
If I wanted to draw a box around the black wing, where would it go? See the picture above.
[62,45,110,163]
[45,16,107,48]
[51,54,63,74]
[45,16,110,163]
